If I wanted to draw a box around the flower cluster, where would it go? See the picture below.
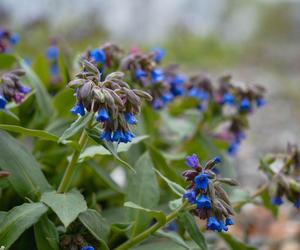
[46,40,61,83]
[68,60,152,143]
[182,154,237,232]
[120,48,185,110]
[81,42,123,79]
[211,75,266,155]
[260,144,300,208]
[0,69,30,109]
[0,27,19,54]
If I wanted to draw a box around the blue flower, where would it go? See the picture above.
[46,46,59,60]
[227,141,240,156]
[0,95,7,109]
[161,92,173,103]
[151,69,164,83]
[294,198,300,208]
[213,156,221,164]
[151,47,165,63]
[194,173,209,190]
[218,220,228,232]
[152,99,164,110]
[70,103,85,116]
[188,88,209,101]
[185,154,200,168]
[225,217,234,226]
[207,216,220,231]
[239,98,251,111]
[50,63,59,76]
[9,33,19,45]
[90,49,106,63]
[183,189,196,203]
[112,130,122,142]
[256,98,266,107]
[96,108,109,122]
[272,196,283,206]
[100,130,112,141]
[124,112,137,125]
[135,69,147,80]
[81,246,94,250]
[196,194,211,209]
[120,131,135,143]
[222,92,235,105]
[19,86,31,94]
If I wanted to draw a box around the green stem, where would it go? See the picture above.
[114,201,189,250]
[58,115,94,193]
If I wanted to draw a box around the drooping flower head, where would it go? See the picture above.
[0,69,30,108]
[0,27,19,54]
[68,60,152,144]
[182,154,238,232]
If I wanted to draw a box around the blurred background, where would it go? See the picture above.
[1,0,300,249]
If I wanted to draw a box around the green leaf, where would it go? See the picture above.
[219,233,256,250]
[41,189,87,228]
[79,135,149,162]
[154,169,185,197]
[0,202,48,248]
[126,152,160,236]
[155,230,191,250]
[0,212,7,224]
[79,209,110,245]
[260,189,278,218]
[124,202,166,225]
[0,54,16,69]
[59,113,93,142]
[132,240,192,250]
[19,57,54,118]
[178,212,207,250]
[52,88,75,118]
[148,145,182,183]
[85,128,135,172]
[34,215,59,250]
[0,130,51,200]
[87,161,123,193]
[0,124,58,141]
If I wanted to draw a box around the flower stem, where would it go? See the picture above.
[114,200,189,250]
[58,115,94,193]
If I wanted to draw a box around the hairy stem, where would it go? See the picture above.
[114,200,189,250]
[58,115,94,193]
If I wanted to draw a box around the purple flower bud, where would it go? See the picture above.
[271,196,283,206]
[194,173,209,190]
[120,131,134,143]
[70,103,85,116]
[91,49,106,64]
[213,156,221,164]
[19,85,31,94]
[112,130,122,142]
[182,170,198,181]
[124,112,137,125]
[96,108,109,122]
[13,92,24,104]
[196,194,211,209]
[0,95,7,109]
[185,154,200,168]
[227,141,240,156]
[50,63,59,76]
[152,98,164,110]
[218,221,228,232]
